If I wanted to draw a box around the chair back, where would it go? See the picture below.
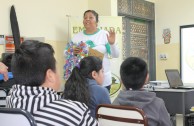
[96,104,148,126]
[0,88,7,107]
[0,108,37,126]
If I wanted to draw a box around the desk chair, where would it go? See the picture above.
[0,88,7,107]
[0,108,37,126]
[96,104,148,126]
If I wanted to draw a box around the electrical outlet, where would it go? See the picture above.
[159,53,168,60]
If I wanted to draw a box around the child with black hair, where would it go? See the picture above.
[63,56,111,118]
[113,57,172,126]
[7,40,98,126]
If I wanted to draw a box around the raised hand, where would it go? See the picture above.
[107,28,115,45]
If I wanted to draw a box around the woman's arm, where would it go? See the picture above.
[110,44,119,58]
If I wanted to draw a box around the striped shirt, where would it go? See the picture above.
[7,85,99,126]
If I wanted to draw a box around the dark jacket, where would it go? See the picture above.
[113,90,172,126]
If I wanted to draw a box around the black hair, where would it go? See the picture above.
[120,57,148,90]
[84,10,99,23]
[63,56,102,105]
[11,40,56,86]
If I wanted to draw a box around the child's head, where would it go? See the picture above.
[79,56,104,84]
[120,57,148,90]
[11,40,59,89]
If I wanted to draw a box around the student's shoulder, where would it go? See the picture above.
[154,94,164,102]
[152,96,167,109]
[54,99,89,112]
[91,84,106,90]
[58,99,88,107]
[93,85,109,95]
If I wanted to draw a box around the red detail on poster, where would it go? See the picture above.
[5,36,23,53]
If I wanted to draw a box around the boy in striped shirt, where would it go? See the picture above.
[7,40,98,126]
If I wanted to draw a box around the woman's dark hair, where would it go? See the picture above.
[84,10,99,23]
[63,56,102,105]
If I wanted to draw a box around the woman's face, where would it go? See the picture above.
[83,12,97,29]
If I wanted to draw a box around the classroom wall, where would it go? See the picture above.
[88,0,118,16]
[0,0,89,41]
[155,0,194,80]
[0,0,89,89]
[3,0,191,85]
[91,0,194,83]
[0,0,115,90]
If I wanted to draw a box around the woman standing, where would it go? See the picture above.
[72,10,119,91]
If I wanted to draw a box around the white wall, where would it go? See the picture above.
[155,0,194,80]
[155,0,194,44]
[0,0,88,41]
[88,0,111,16]
[88,0,118,16]
[0,0,118,89]
[0,0,90,89]
[145,0,155,3]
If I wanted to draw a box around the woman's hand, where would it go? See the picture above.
[0,62,8,81]
[73,47,81,55]
[107,28,115,45]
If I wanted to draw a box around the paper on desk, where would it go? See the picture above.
[149,81,169,88]
[149,80,168,85]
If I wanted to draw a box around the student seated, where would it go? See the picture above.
[63,56,111,118]
[7,40,98,126]
[112,57,172,126]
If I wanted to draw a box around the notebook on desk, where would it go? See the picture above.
[165,69,194,89]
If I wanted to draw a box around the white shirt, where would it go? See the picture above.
[72,29,119,87]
